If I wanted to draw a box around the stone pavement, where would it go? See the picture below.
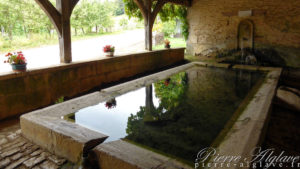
[0,122,73,169]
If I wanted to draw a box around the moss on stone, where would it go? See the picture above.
[210,72,267,148]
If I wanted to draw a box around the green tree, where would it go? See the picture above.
[119,18,129,29]
[0,0,55,40]
[114,0,125,16]
[95,1,115,33]
[0,0,24,40]
[123,0,189,39]
[71,0,114,35]
[22,0,53,37]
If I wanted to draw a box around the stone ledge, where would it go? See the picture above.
[1,48,185,120]
[93,140,193,169]
[210,68,282,169]
[21,113,108,163]
[0,48,186,80]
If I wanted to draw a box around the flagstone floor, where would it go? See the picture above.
[0,120,73,169]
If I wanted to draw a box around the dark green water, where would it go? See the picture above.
[68,66,263,163]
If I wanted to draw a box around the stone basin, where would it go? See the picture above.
[20,62,281,169]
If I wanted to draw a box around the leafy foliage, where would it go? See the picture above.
[0,0,54,40]
[162,20,177,37]
[114,0,125,16]
[55,96,64,104]
[154,72,188,110]
[0,0,116,40]
[159,4,189,39]
[119,18,129,29]
[71,0,115,34]
[123,0,189,39]
[123,0,143,20]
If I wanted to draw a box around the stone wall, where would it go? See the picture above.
[0,48,185,120]
[186,0,300,67]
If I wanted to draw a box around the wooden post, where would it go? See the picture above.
[34,0,79,63]
[144,20,153,51]
[144,0,152,51]
[58,20,72,63]
[134,0,166,51]
[56,0,72,63]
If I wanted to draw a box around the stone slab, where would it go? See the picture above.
[209,68,282,169]
[94,140,193,169]
[238,10,252,17]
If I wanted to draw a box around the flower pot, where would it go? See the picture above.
[11,63,27,72]
[105,52,114,57]
[165,44,171,49]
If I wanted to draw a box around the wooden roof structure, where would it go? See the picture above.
[34,0,191,63]
[134,0,192,50]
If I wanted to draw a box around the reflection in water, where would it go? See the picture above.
[105,98,117,109]
[144,85,157,122]
[72,66,263,163]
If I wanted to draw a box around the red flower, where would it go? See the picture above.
[103,45,115,52]
[5,53,12,57]
[105,98,117,109]
[3,51,26,64]
[164,78,171,86]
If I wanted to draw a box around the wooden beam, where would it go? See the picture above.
[151,0,166,23]
[34,0,62,36]
[134,0,148,19]
[70,0,80,16]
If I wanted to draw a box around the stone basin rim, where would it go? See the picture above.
[20,61,282,168]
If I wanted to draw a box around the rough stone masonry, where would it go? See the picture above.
[186,0,300,67]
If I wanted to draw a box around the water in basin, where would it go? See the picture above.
[66,66,264,163]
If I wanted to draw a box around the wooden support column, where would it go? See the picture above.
[134,0,166,51]
[144,20,153,51]
[56,0,72,63]
[144,0,152,51]
[34,0,79,63]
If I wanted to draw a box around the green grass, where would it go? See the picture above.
[0,35,57,54]
[153,37,186,50]
[0,31,123,54]
[1,34,186,55]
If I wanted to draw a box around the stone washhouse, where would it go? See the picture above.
[0,0,300,169]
